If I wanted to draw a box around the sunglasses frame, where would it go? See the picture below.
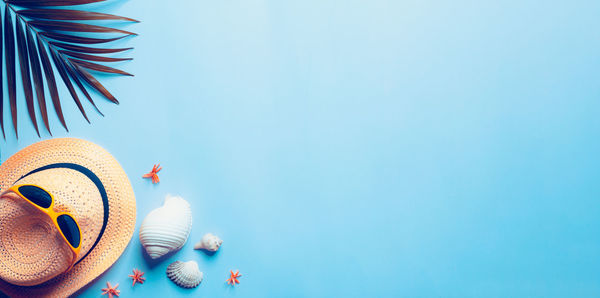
[6,184,82,269]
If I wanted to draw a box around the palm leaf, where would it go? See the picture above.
[70,58,132,76]
[60,50,132,62]
[15,17,38,136]
[49,44,90,123]
[41,31,128,44]
[50,41,133,54]
[6,0,107,7]
[18,9,138,22]
[37,34,67,131]
[72,63,118,104]
[29,20,136,35]
[0,1,136,138]
[26,25,50,133]
[66,60,103,116]
[5,5,17,138]
[0,5,4,139]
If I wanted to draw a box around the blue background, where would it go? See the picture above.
[1,0,600,297]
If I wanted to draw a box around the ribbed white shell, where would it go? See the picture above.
[166,260,203,288]
[139,195,192,259]
[194,233,223,252]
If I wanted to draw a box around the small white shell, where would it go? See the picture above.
[194,233,223,252]
[139,195,192,259]
[166,260,203,288]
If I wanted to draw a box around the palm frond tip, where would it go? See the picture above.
[0,0,136,138]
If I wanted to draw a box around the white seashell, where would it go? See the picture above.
[194,233,223,252]
[166,260,203,288]
[139,195,192,259]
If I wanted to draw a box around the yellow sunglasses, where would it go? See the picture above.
[7,184,82,269]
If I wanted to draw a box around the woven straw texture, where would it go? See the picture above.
[0,138,136,297]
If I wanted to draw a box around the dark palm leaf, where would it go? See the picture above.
[49,43,89,123]
[15,17,38,136]
[0,5,3,139]
[72,63,118,104]
[65,59,102,116]
[41,31,128,44]
[18,9,138,22]
[0,1,136,138]
[60,50,132,62]
[29,20,135,35]
[69,58,132,76]
[6,0,106,7]
[5,5,17,138]
[37,34,67,131]
[26,26,49,133]
[50,41,133,54]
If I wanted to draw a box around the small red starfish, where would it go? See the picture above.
[129,268,146,286]
[142,164,162,184]
[101,282,120,298]
[226,270,242,286]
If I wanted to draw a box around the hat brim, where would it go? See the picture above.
[0,138,136,297]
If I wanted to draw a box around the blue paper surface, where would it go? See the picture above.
[1,0,600,297]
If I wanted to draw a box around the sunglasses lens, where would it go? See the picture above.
[17,185,52,208]
[56,214,81,248]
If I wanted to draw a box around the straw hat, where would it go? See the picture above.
[0,138,136,297]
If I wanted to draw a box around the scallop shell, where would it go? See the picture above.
[166,260,203,288]
[139,195,192,259]
[194,233,223,252]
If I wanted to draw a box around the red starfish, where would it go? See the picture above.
[101,282,120,298]
[142,164,162,184]
[129,268,146,286]
[226,270,242,286]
